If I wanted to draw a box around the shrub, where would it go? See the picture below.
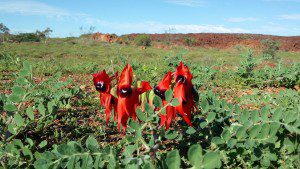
[261,39,280,59]
[134,35,151,47]
[183,36,197,46]
[13,33,41,42]
[237,49,256,78]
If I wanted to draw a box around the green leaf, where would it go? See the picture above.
[261,106,269,121]
[23,61,32,71]
[14,113,24,126]
[227,139,237,148]
[86,136,99,152]
[261,157,270,167]
[16,77,28,85]
[200,121,207,128]
[202,152,221,169]
[165,130,178,139]
[8,124,16,135]
[9,94,22,103]
[19,69,30,77]
[128,120,139,130]
[166,149,181,169]
[136,108,146,121]
[284,111,296,124]
[143,161,155,169]
[22,147,33,160]
[144,102,154,115]
[188,144,202,168]
[12,86,26,96]
[57,144,71,155]
[4,104,17,112]
[26,107,34,120]
[12,139,23,148]
[269,122,280,136]
[153,95,162,108]
[236,126,247,139]
[171,98,180,106]
[206,112,216,123]
[165,89,173,103]
[34,159,51,169]
[257,123,270,139]
[283,138,295,154]
[160,107,166,115]
[38,103,46,116]
[251,110,260,123]
[221,129,231,141]
[249,125,262,139]
[123,145,136,157]
[26,138,34,147]
[285,125,300,135]
[47,101,54,114]
[272,108,282,121]
[212,137,224,145]
[67,155,76,169]
[186,127,196,134]
[38,140,47,148]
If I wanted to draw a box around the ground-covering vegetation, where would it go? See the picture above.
[0,35,299,168]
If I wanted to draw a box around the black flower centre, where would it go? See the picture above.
[95,82,107,92]
[119,87,132,97]
[176,75,186,84]
[154,86,165,100]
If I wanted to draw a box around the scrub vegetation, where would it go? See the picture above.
[0,31,300,168]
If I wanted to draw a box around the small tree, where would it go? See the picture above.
[134,35,151,47]
[0,23,10,42]
[36,27,53,44]
[261,39,280,59]
[183,36,197,46]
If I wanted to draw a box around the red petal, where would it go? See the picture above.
[118,64,133,89]
[100,93,117,124]
[174,83,194,127]
[174,62,193,82]
[92,70,111,87]
[137,81,152,94]
[157,71,172,91]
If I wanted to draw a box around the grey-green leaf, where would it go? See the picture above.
[166,149,181,169]
[188,144,202,168]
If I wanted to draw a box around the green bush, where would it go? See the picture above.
[13,33,41,42]
[261,39,280,59]
[184,36,197,46]
[134,35,151,47]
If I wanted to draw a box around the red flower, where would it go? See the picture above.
[173,62,197,126]
[93,70,118,124]
[117,64,151,131]
[154,72,177,130]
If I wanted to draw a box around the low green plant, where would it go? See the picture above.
[134,35,151,47]
[261,39,280,59]
[183,36,197,46]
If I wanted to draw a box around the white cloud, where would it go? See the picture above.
[0,0,69,16]
[84,19,249,34]
[165,0,205,7]
[278,14,300,20]
[0,0,87,19]
[227,17,259,22]
[251,22,300,36]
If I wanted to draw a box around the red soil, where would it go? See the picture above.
[126,33,300,51]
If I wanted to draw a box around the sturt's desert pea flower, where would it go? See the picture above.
[93,70,118,124]
[154,72,177,130]
[173,62,197,127]
[117,64,151,131]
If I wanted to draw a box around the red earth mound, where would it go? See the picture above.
[126,33,300,51]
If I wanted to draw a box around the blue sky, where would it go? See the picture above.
[0,0,300,37]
